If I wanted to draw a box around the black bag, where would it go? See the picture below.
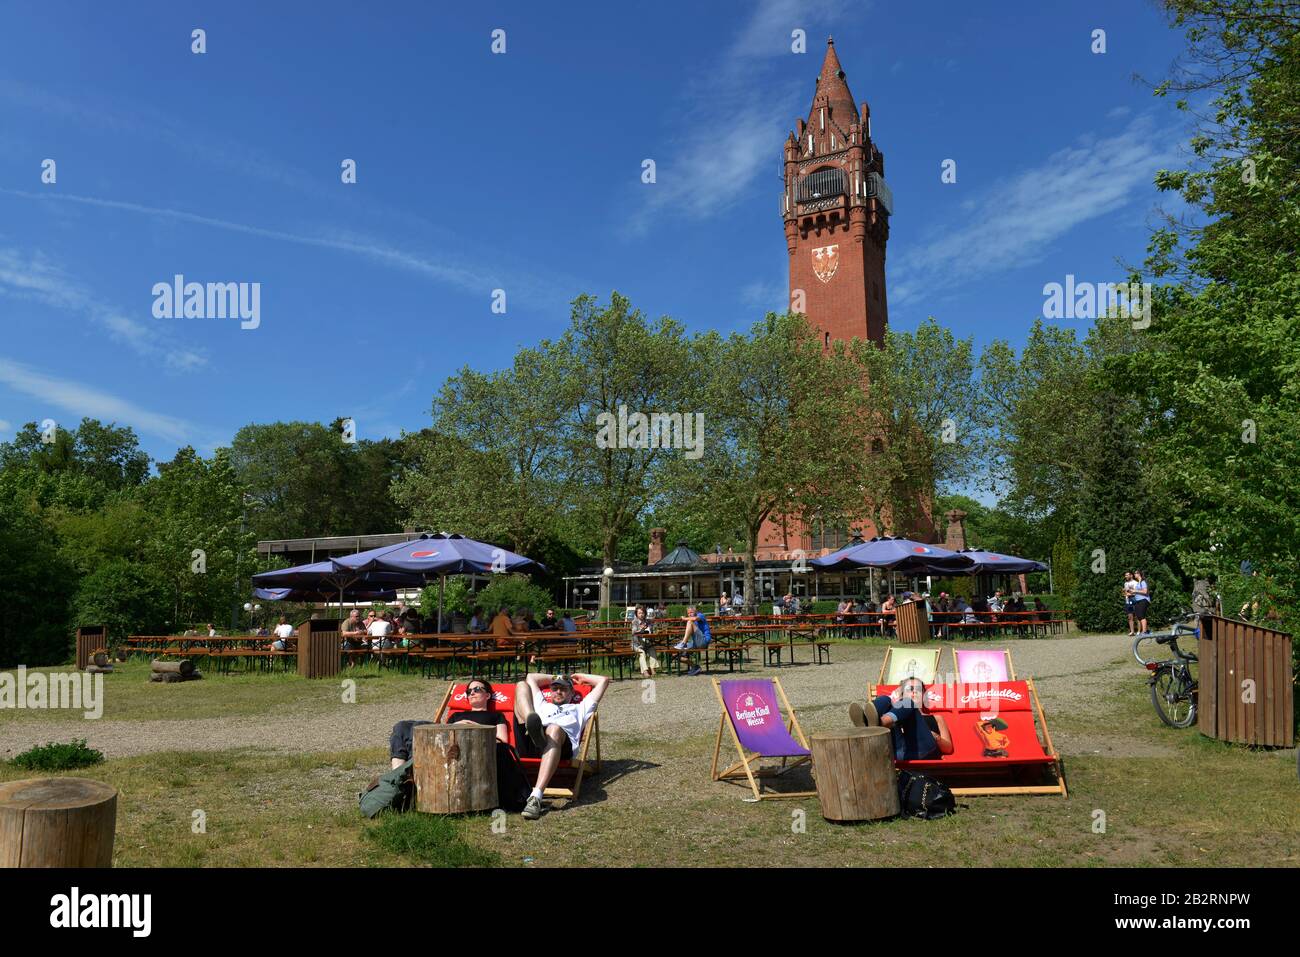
[897,770,957,819]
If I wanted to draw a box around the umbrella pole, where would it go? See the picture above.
[438,575,445,633]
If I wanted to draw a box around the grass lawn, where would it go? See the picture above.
[2,650,1295,867]
[1,659,427,723]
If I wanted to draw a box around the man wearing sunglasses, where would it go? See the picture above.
[513,671,610,820]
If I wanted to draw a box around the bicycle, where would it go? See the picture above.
[1132,612,1201,728]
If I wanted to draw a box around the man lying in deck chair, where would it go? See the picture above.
[850,677,954,761]
[514,672,609,820]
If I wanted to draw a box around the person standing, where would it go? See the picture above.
[1131,570,1151,635]
[630,604,657,678]
[1123,571,1137,636]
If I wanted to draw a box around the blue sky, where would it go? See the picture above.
[0,0,1192,464]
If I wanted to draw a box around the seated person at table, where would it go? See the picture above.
[732,589,744,613]
[1032,596,1048,615]
[671,605,712,676]
[835,599,851,624]
[270,615,295,651]
[490,607,515,637]
[849,676,953,761]
[718,593,731,615]
[539,608,560,631]
[560,611,578,633]
[513,672,611,820]
[468,605,487,633]
[341,609,366,649]
[368,612,396,649]
[387,676,529,811]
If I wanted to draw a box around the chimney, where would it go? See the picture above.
[648,528,667,565]
[943,510,968,552]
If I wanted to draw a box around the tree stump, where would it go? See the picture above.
[413,723,497,814]
[0,777,118,867]
[811,727,899,822]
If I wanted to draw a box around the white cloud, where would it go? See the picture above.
[2,190,580,309]
[0,357,202,447]
[0,246,207,371]
[890,113,1180,308]
[625,0,854,236]
[1107,105,1132,119]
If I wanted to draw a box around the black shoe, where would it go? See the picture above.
[526,713,545,750]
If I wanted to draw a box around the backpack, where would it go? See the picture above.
[896,770,957,819]
[359,759,415,818]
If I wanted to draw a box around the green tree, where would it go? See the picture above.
[69,558,172,645]
[558,293,693,605]
[0,471,77,666]
[393,346,570,557]
[671,314,874,604]
[1107,0,1300,636]
[1071,395,1183,632]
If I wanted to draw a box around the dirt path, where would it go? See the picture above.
[1,632,1164,760]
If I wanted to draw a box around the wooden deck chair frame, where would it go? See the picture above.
[950,647,1017,682]
[876,646,943,686]
[867,675,1066,798]
[433,681,603,801]
[710,677,816,801]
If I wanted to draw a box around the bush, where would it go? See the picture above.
[11,738,105,771]
[475,574,556,617]
[418,577,472,618]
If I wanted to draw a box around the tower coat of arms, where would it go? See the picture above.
[812,244,839,283]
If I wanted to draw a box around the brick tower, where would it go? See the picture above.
[754,38,895,560]
[784,37,891,347]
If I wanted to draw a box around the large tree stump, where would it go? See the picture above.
[413,723,497,814]
[811,727,899,822]
[0,777,118,867]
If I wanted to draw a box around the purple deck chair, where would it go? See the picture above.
[711,678,816,801]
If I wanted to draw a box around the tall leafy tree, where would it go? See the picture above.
[558,293,692,605]
[670,314,874,604]
[393,345,570,556]
[1109,0,1300,630]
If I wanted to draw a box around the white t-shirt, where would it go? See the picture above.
[274,623,294,639]
[1123,580,1137,598]
[368,619,393,637]
[531,686,597,752]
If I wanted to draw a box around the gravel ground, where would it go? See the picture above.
[0,632,1155,761]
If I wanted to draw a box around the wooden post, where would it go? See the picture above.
[0,777,118,867]
[76,626,107,671]
[810,727,899,822]
[413,723,498,814]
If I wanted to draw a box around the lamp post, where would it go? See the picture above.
[602,567,614,622]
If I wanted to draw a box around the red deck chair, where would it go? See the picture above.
[869,678,1066,797]
[434,679,602,800]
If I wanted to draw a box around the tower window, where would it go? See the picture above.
[824,331,831,349]
[798,167,845,202]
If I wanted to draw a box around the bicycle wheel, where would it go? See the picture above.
[1151,667,1196,728]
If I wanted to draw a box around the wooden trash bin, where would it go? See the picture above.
[810,727,899,822]
[297,618,341,679]
[0,777,118,867]
[413,723,498,814]
[76,626,107,671]
[1198,615,1294,747]
[895,600,930,645]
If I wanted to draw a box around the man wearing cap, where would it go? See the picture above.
[513,671,610,820]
